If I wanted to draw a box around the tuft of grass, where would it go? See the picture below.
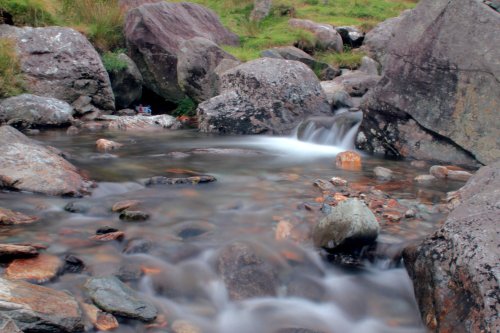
[60,0,125,52]
[0,38,25,98]
[316,48,366,69]
[173,97,198,117]
[0,0,57,26]
[102,50,128,72]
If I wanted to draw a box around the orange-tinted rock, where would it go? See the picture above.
[382,211,402,222]
[90,231,125,242]
[0,244,38,259]
[429,165,449,179]
[275,220,293,241]
[171,319,202,333]
[5,253,63,283]
[329,176,348,186]
[333,193,348,202]
[414,174,437,184]
[335,151,362,170]
[430,165,473,182]
[0,277,83,332]
[111,199,141,212]
[96,139,123,152]
[82,303,119,331]
[447,170,473,182]
[0,208,38,225]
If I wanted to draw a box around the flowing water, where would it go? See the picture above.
[0,116,466,333]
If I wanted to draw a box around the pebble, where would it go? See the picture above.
[0,208,38,225]
[119,210,150,221]
[414,174,437,183]
[96,139,123,152]
[329,177,348,186]
[0,244,38,259]
[171,320,202,333]
[82,303,119,331]
[111,200,141,212]
[90,231,125,242]
[374,166,393,180]
[335,151,362,170]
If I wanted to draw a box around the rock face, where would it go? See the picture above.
[261,46,340,80]
[360,0,500,165]
[0,25,115,112]
[320,81,353,109]
[177,37,238,103]
[312,198,380,250]
[403,161,500,332]
[0,277,83,332]
[0,125,90,196]
[124,2,239,103]
[85,276,157,321]
[289,19,343,52]
[0,94,74,129]
[107,53,143,109]
[332,72,381,97]
[197,58,331,135]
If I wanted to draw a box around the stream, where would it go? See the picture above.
[0,113,465,333]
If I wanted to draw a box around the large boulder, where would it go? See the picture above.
[0,94,74,129]
[312,198,380,250]
[177,37,238,103]
[403,161,500,332]
[0,25,115,112]
[289,19,343,52]
[107,53,143,109]
[261,46,340,80]
[359,0,500,165]
[197,58,331,135]
[124,2,239,103]
[0,277,83,332]
[0,125,91,196]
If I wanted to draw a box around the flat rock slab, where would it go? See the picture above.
[107,115,182,131]
[0,277,83,332]
[5,253,63,283]
[85,276,157,322]
[0,244,38,259]
[0,125,91,196]
[0,207,38,225]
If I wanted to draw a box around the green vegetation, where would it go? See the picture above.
[102,50,128,72]
[173,97,198,117]
[316,48,367,69]
[0,0,57,26]
[0,38,25,98]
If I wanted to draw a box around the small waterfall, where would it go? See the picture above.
[293,109,363,150]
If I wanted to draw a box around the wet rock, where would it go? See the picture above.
[85,276,158,321]
[0,277,83,332]
[107,53,143,109]
[178,37,238,103]
[374,166,393,180]
[288,19,343,52]
[430,165,473,182]
[0,25,114,112]
[96,226,119,234]
[410,160,428,169]
[382,211,402,222]
[5,254,63,283]
[335,26,364,48]
[361,10,411,64]
[190,148,262,156]
[112,200,141,212]
[0,207,38,225]
[250,0,272,22]
[145,175,217,186]
[217,242,279,300]
[275,220,294,241]
[313,179,335,192]
[63,254,85,274]
[358,56,379,75]
[313,198,380,250]
[404,161,500,332]
[320,81,354,109]
[64,201,91,213]
[117,262,144,281]
[198,58,331,135]
[361,0,500,165]
[0,244,38,259]
[119,210,150,221]
[0,94,74,129]
[335,151,361,170]
[82,303,119,331]
[123,238,153,254]
[124,1,239,102]
[329,177,348,186]
[0,314,22,333]
[90,231,125,242]
[107,115,182,131]
[261,46,340,80]
[171,319,202,333]
[0,126,91,196]
[96,138,123,152]
[332,72,381,97]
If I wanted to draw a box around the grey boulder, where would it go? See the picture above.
[312,198,380,250]
[0,94,74,129]
[85,276,157,321]
[404,161,500,332]
[332,71,381,97]
[289,19,343,52]
[0,25,115,112]
[197,58,331,135]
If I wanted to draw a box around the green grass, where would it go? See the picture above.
[101,50,128,72]
[0,38,25,98]
[173,97,198,117]
[316,48,367,69]
[0,0,57,26]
